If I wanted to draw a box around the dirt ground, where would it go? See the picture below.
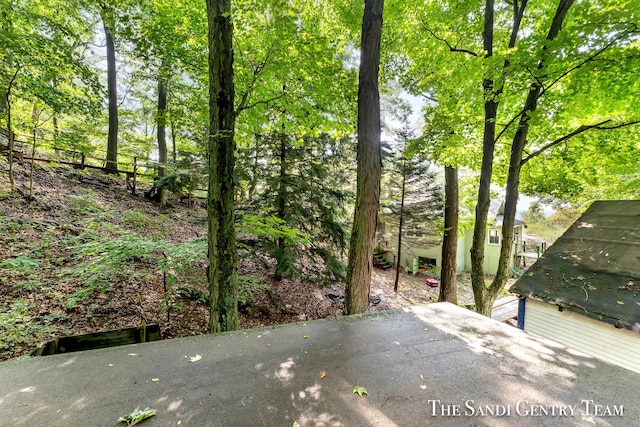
[0,159,478,360]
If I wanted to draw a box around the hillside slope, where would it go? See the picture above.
[1,160,442,360]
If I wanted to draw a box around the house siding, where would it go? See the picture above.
[461,226,522,274]
[524,299,640,374]
[396,245,441,273]
[456,234,467,273]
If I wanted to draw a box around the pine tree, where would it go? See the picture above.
[381,148,444,282]
[237,132,353,283]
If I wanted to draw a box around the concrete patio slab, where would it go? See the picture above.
[0,302,637,426]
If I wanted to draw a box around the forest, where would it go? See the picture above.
[1,0,639,359]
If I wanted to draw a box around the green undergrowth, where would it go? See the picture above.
[0,300,70,359]
[0,186,212,358]
[0,169,344,360]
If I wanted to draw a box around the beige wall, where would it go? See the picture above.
[524,299,640,375]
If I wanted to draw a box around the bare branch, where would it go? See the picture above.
[420,93,439,103]
[524,65,544,88]
[421,22,478,57]
[521,119,640,165]
[235,42,278,114]
[236,92,288,115]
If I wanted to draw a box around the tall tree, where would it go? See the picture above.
[393,155,406,293]
[345,0,384,315]
[386,0,639,315]
[206,0,238,332]
[157,61,168,206]
[236,131,352,283]
[439,165,458,304]
[487,0,640,312]
[489,0,575,307]
[0,0,99,183]
[470,0,527,316]
[381,127,444,293]
[99,2,119,173]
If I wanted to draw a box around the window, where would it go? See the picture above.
[418,257,437,270]
[489,230,500,245]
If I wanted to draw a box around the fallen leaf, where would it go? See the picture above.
[320,372,326,379]
[303,336,310,339]
[617,301,624,305]
[419,385,427,389]
[353,385,368,397]
[128,353,139,357]
[189,354,202,363]
[293,422,300,427]
[118,407,156,425]
[580,413,595,424]
[151,378,159,382]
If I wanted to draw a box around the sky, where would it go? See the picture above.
[383,91,555,220]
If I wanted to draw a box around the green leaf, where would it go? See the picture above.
[0,256,39,269]
[353,385,368,397]
[118,407,156,426]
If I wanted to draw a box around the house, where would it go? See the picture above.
[457,204,526,275]
[377,199,526,275]
[512,200,640,374]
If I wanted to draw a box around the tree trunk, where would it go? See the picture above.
[206,0,238,333]
[7,97,14,192]
[247,137,260,199]
[101,8,119,174]
[29,102,39,200]
[439,165,458,304]
[345,0,384,315]
[157,63,168,206]
[470,0,528,316]
[491,0,575,294]
[170,119,177,162]
[393,157,406,293]
[470,0,497,315]
[53,114,59,141]
[5,66,20,193]
[274,132,287,281]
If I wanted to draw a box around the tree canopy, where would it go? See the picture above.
[2,0,638,321]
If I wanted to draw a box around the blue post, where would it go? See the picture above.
[517,297,526,330]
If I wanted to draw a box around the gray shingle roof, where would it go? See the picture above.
[511,200,640,332]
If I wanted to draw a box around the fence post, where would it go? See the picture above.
[132,156,137,196]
